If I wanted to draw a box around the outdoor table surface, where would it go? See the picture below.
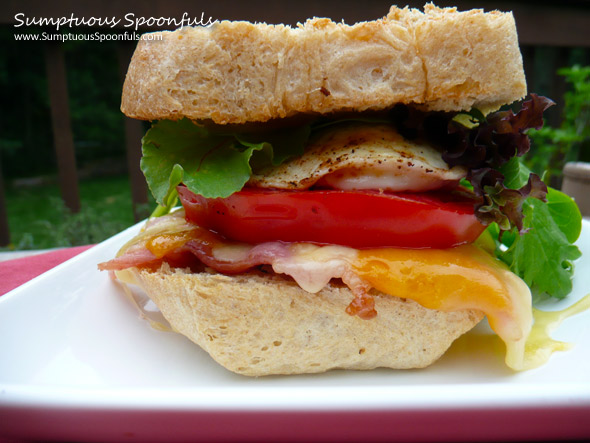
[0,245,93,296]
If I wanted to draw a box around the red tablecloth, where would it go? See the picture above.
[0,245,93,296]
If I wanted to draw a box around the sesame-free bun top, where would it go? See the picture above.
[121,4,526,125]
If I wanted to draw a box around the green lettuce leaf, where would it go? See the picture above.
[501,197,581,299]
[499,156,535,190]
[140,119,311,215]
[488,158,582,299]
[237,124,311,168]
[545,187,583,244]
[498,157,582,243]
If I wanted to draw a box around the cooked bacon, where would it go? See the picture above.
[98,211,376,319]
[98,245,158,271]
[98,225,292,274]
[342,269,376,319]
[183,240,291,274]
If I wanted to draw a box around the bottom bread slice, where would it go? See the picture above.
[134,265,484,376]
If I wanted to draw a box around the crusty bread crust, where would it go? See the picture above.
[134,265,483,376]
[121,4,526,124]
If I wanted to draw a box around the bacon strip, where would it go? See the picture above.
[98,213,376,319]
[98,245,158,271]
[183,240,291,274]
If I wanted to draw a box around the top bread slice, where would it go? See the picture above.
[121,4,526,124]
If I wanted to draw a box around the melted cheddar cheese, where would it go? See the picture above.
[353,246,532,369]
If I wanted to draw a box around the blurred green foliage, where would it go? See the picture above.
[1,176,151,250]
[527,65,590,184]
[0,26,125,178]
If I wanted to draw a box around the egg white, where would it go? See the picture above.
[249,123,467,192]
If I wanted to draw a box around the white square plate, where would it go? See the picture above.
[1,221,590,442]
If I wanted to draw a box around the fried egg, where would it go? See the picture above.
[249,123,467,192]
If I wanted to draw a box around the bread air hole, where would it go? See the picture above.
[273,340,282,347]
[371,68,383,80]
[359,348,366,355]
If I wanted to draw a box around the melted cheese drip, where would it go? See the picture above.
[273,244,356,292]
[523,294,590,370]
[114,269,172,332]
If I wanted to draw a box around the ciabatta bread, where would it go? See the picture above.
[133,265,484,376]
[121,4,526,124]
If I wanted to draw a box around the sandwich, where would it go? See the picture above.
[98,4,582,376]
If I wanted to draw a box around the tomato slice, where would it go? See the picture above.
[177,186,485,249]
